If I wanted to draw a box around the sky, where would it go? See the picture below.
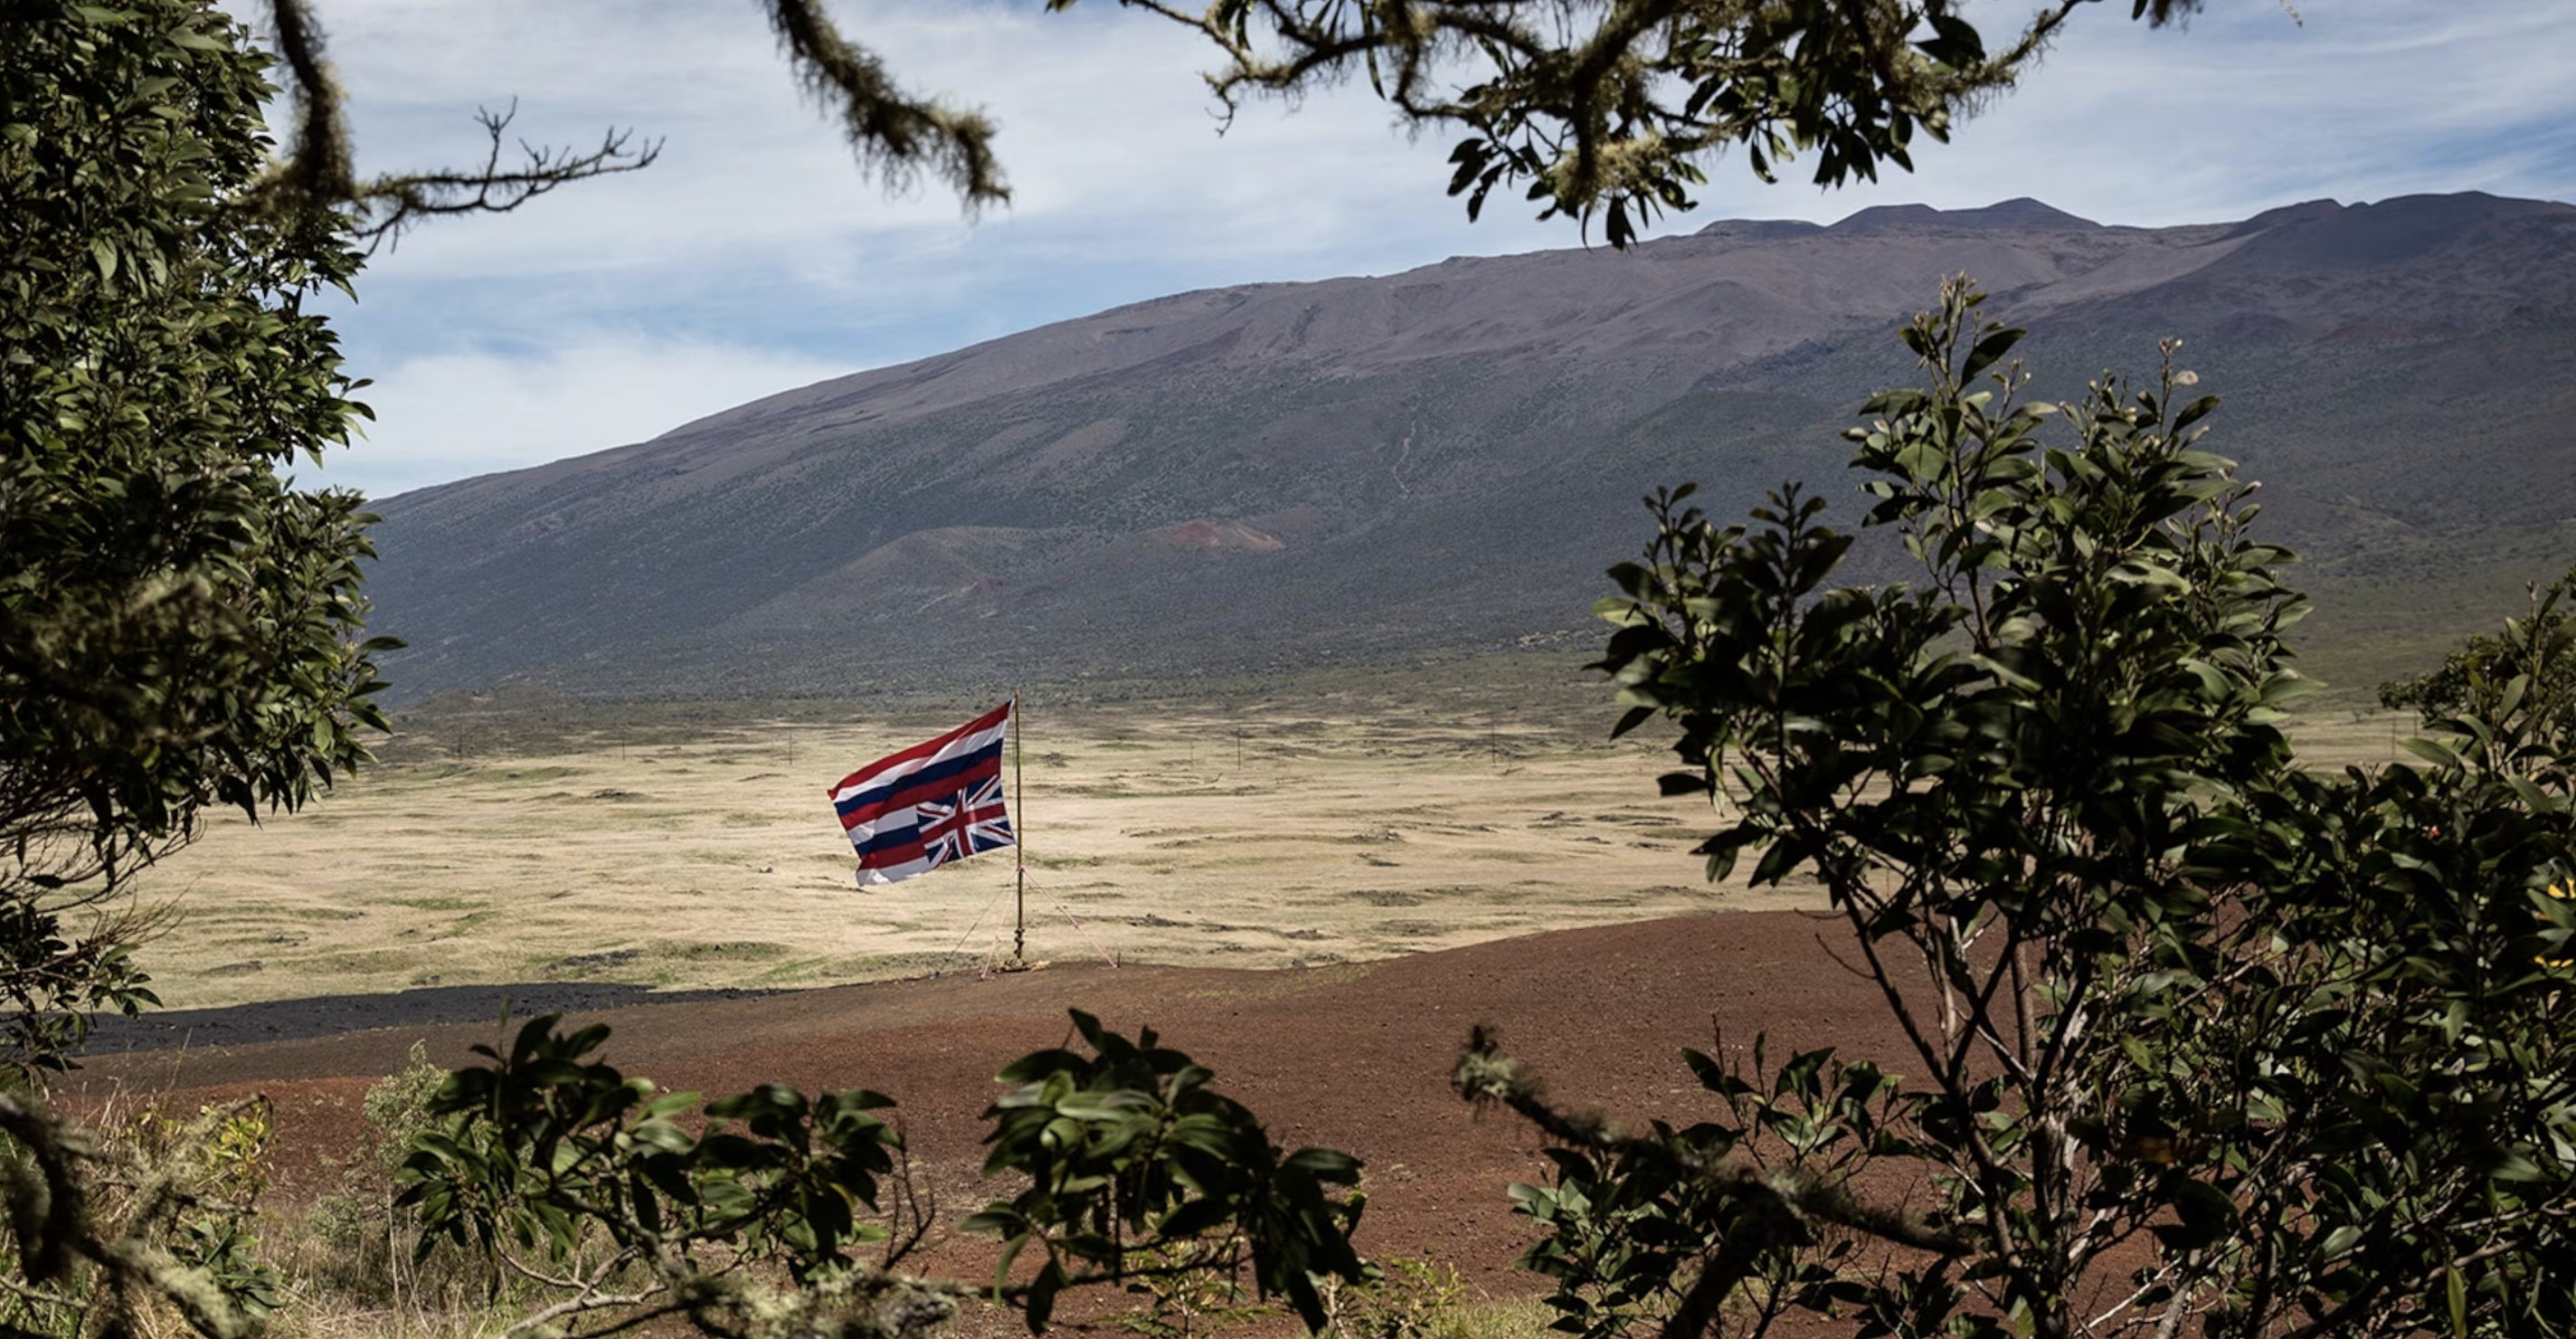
[275,1,2576,499]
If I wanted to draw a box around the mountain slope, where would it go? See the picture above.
[365,193,2576,700]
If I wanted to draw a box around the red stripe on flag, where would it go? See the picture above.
[829,701,1011,798]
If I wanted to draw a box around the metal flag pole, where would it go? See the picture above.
[1012,688,1027,965]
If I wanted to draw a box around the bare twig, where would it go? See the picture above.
[237,0,1007,248]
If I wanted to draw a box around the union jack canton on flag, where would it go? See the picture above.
[828,702,1016,887]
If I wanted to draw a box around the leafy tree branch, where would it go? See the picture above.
[1059,0,2252,242]
[395,1011,1368,1339]
[1494,276,2576,1339]
[5,0,394,1081]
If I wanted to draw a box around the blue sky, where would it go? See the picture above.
[279,1,2576,499]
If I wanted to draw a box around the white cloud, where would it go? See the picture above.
[323,337,849,499]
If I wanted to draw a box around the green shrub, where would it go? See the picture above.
[0,1095,280,1337]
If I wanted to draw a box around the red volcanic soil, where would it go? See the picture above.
[69,912,1909,1325]
[1143,518,1287,552]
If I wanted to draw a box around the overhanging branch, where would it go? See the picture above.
[240,0,1005,248]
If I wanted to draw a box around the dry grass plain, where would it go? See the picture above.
[118,690,2422,1013]
[122,695,1782,1010]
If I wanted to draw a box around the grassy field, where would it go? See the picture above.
[118,684,2425,1012]
[124,691,1766,1010]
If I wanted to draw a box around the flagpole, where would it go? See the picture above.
[1011,688,1027,966]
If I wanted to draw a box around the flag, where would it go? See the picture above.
[829,702,1016,886]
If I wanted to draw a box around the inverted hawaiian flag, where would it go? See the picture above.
[829,702,1016,887]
